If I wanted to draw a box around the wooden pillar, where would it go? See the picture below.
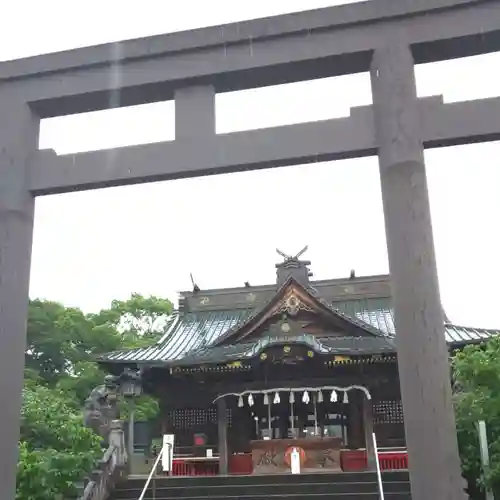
[159,397,172,438]
[346,391,363,449]
[0,96,39,500]
[363,396,376,471]
[370,45,465,500]
[217,398,229,475]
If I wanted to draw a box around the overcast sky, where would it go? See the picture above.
[2,0,499,328]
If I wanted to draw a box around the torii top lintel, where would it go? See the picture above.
[0,0,498,117]
[0,0,495,197]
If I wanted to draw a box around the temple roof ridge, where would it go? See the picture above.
[211,275,385,347]
[97,311,500,367]
[95,254,500,366]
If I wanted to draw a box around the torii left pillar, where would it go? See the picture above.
[0,93,39,499]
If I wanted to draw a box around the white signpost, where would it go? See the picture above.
[290,447,301,474]
[161,434,175,474]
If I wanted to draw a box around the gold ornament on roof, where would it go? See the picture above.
[281,322,291,333]
[285,295,300,315]
[277,292,313,317]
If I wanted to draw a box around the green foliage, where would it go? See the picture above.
[120,394,161,422]
[18,293,172,498]
[57,361,108,409]
[26,299,122,387]
[103,293,173,347]
[452,336,500,497]
[17,385,102,500]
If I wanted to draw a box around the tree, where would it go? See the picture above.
[56,360,107,409]
[26,294,173,406]
[452,336,500,497]
[19,293,173,498]
[19,294,172,494]
[17,385,102,500]
[97,293,174,347]
[26,299,122,388]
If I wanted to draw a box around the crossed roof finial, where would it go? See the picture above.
[276,245,308,262]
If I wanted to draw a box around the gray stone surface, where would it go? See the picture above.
[30,94,500,194]
[371,44,465,500]
[0,98,39,499]
[1,1,500,115]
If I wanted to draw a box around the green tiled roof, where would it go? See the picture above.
[169,333,395,367]
[334,298,394,335]
[98,297,500,365]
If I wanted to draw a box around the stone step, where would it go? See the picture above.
[113,493,411,500]
[114,480,410,499]
[111,471,411,500]
[122,470,409,490]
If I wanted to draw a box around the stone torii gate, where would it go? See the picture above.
[1,1,500,498]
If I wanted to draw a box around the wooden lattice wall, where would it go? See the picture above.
[372,398,405,447]
[165,406,233,451]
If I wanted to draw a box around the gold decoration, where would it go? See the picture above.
[307,350,314,358]
[281,322,291,333]
[285,295,301,315]
[334,355,351,363]
[277,291,313,316]
[260,352,268,360]
[283,346,291,353]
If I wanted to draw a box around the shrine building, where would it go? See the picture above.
[97,251,499,476]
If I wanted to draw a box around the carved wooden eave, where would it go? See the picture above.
[214,277,382,347]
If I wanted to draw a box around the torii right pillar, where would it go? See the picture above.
[370,45,466,500]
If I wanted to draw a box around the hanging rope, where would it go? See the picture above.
[213,384,371,403]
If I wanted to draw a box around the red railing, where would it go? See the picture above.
[170,453,252,476]
[378,451,408,471]
[169,449,408,476]
[341,449,408,472]
[172,459,218,476]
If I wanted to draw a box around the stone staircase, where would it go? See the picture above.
[111,471,411,500]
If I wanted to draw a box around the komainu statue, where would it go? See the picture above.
[83,374,120,443]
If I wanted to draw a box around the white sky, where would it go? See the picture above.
[2,0,499,328]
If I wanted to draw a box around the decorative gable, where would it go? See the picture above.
[272,286,314,316]
[214,277,381,347]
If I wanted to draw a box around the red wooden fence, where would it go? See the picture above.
[169,449,408,476]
